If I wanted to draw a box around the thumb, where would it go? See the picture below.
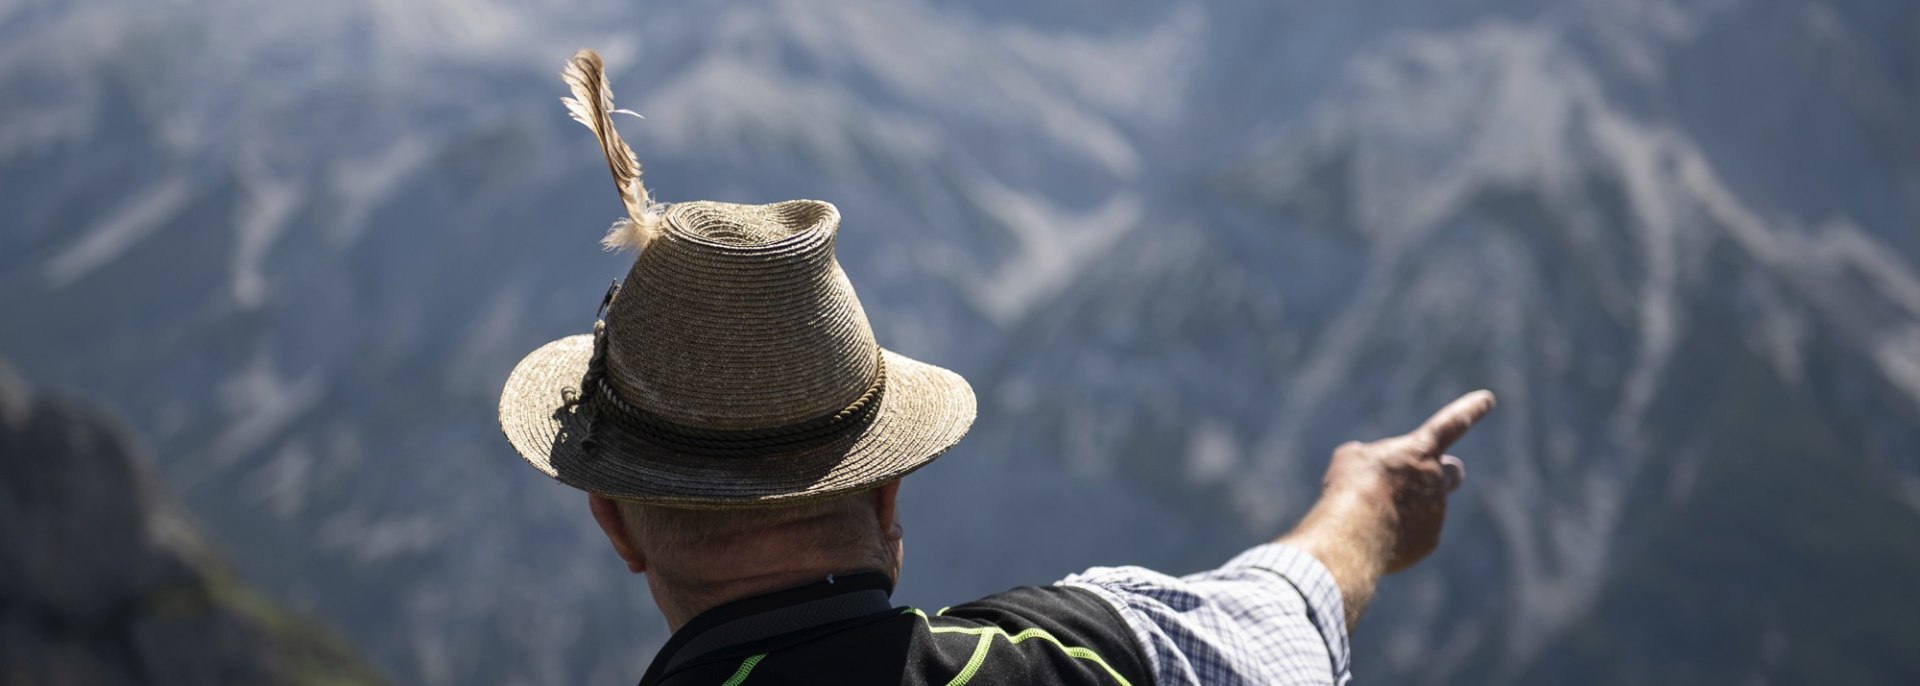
[1440,454,1466,492]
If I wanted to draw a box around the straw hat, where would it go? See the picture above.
[497,199,976,508]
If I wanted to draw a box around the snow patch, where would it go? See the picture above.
[43,176,193,288]
[327,138,432,246]
[1183,419,1240,485]
[172,351,327,493]
[1874,326,1920,416]
[318,510,445,565]
[232,168,301,310]
[1899,475,1920,515]
[959,173,1142,324]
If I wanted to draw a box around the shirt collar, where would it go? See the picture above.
[639,571,896,684]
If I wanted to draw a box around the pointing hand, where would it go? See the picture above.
[1280,390,1497,624]
[1320,390,1495,573]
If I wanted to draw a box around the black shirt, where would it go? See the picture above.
[638,572,1151,686]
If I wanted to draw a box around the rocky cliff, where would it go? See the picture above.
[0,363,383,686]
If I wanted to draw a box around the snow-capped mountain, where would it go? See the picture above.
[2,0,1915,683]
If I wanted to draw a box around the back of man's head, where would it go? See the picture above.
[611,485,899,611]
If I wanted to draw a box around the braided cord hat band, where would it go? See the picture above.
[575,326,891,458]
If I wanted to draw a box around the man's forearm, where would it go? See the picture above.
[1276,488,1394,627]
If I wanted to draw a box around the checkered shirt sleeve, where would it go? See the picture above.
[1058,543,1353,686]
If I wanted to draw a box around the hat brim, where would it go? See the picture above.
[498,334,976,508]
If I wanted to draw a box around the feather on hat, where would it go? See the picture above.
[560,49,662,252]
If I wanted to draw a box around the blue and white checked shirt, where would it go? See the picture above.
[1059,544,1353,685]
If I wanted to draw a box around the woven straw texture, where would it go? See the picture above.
[498,200,976,508]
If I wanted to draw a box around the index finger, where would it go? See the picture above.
[1414,390,1497,455]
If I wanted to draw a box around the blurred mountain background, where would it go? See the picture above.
[2,0,1917,683]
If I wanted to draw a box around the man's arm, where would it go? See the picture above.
[1278,390,1495,625]
[1057,390,1496,685]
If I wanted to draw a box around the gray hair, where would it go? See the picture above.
[613,490,888,586]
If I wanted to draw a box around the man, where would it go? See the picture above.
[499,50,1494,685]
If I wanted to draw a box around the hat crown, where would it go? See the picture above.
[598,200,882,430]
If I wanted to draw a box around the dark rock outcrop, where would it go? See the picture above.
[0,363,383,686]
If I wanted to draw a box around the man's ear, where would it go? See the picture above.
[874,480,903,542]
[589,494,648,574]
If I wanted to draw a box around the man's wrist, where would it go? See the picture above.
[1304,487,1397,559]
[1277,489,1395,624]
